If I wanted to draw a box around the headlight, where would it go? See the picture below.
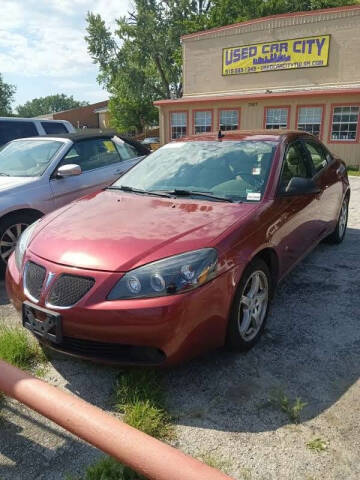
[15,220,40,271]
[108,248,218,300]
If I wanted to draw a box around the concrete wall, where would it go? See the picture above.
[182,7,360,97]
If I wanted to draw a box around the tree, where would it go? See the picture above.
[85,0,356,133]
[85,1,211,133]
[16,94,89,118]
[0,74,16,116]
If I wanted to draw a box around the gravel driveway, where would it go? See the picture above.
[1,177,359,480]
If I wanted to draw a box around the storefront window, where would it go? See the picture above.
[331,106,359,141]
[194,111,212,134]
[219,110,239,131]
[297,106,323,137]
[265,107,289,129]
[170,112,187,139]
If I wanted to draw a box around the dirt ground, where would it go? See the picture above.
[0,177,359,480]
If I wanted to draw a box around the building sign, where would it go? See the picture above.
[222,35,330,75]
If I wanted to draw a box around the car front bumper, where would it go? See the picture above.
[6,252,242,366]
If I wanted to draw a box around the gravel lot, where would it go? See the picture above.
[0,177,359,480]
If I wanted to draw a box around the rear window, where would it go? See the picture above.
[0,121,38,146]
[41,121,68,134]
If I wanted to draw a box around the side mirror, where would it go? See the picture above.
[282,177,321,196]
[56,164,82,178]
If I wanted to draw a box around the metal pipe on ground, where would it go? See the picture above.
[0,360,233,480]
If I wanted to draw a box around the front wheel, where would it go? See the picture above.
[326,196,349,244]
[0,212,41,274]
[226,258,271,351]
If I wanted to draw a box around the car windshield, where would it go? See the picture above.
[0,139,63,177]
[115,140,277,202]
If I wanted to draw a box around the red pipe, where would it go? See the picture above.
[0,360,233,480]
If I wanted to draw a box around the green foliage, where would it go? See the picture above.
[85,0,356,133]
[0,73,16,116]
[114,369,172,440]
[347,166,360,176]
[66,456,146,480]
[0,324,46,370]
[306,437,328,452]
[16,94,89,118]
[270,389,307,423]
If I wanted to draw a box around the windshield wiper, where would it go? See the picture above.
[106,185,171,198]
[162,189,234,203]
[0,172,10,176]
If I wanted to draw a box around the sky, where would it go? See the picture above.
[0,0,131,110]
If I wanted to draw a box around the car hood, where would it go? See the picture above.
[0,176,35,192]
[29,190,257,272]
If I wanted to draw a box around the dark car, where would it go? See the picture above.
[6,130,349,366]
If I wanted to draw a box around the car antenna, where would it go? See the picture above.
[218,128,225,139]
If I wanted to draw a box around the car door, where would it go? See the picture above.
[49,137,128,209]
[302,139,344,236]
[271,141,322,276]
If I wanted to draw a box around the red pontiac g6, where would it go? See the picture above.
[6,130,350,366]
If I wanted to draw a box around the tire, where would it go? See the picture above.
[0,212,41,274]
[226,258,271,351]
[326,196,349,244]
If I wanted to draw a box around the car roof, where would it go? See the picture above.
[0,117,69,123]
[178,129,315,142]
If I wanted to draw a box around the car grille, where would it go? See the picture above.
[47,274,95,307]
[24,261,46,301]
[46,337,166,364]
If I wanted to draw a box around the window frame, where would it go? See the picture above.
[218,108,241,131]
[276,139,313,195]
[296,104,325,140]
[301,138,330,176]
[169,110,188,141]
[328,103,360,144]
[263,106,291,130]
[55,137,122,175]
[192,109,214,135]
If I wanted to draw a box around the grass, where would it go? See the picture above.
[347,166,360,176]
[269,389,307,424]
[0,323,46,371]
[114,369,173,440]
[198,452,231,474]
[65,456,146,480]
[306,437,328,453]
[66,369,172,479]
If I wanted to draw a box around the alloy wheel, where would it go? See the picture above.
[238,270,269,342]
[338,199,348,239]
[0,223,29,263]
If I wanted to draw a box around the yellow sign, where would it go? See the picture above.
[222,35,330,75]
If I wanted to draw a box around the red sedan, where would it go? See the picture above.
[6,130,350,366]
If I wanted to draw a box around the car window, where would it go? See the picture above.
[303,140,329,174]
[0,139,62,177]
[114,141,140,161]
[41,121,68,134]
[0,121,38,146]
[279,143,312,192]
[61,138,121,172]
[115,140,277,202]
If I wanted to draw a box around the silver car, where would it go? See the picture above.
[0,132,148,271]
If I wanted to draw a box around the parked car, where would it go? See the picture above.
[0,132,149,271]
[6,130,349,366]
[0,117,75,147]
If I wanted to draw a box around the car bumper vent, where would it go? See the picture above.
[24,261,46,302]
[51,337,166,364]
[47,274,95,307]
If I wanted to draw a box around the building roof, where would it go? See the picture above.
[181,4,360,41]
[154,86,360,106]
